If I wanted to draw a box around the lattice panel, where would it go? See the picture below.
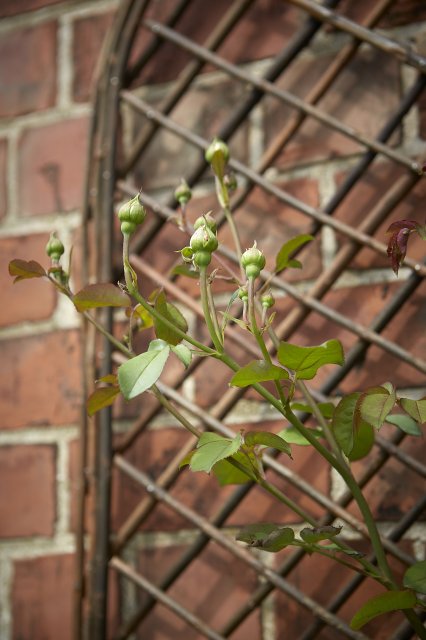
[79,1,426,639]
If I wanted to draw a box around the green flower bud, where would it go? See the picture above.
[118,195,146,234]
[194,212,217,233]
[238,287,248,302]
[190,224,218,254]
[241,242,266,279]
[174,179,192,205]
[205,137,230,165]
[193,250,212,267]
[46,233,65,262]
[224,172,237,192]
[120,221,137,236]
[261,291,275,309]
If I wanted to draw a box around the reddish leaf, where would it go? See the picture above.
[8,259,46,283]
[87,386,120,416]
[73,283,131,312]
[386,219,420,275]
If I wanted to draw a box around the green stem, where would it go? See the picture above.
[199,265,223,352]
[152,386,200,438]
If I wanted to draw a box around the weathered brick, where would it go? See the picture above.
[12,554,74,640]
[0,0,61,18]
[135,543,261,640]
[0,330,82,429]
[0,138,7,218]
[72,11,115,103]
[18,117,89,215]
[0,22,57,118]
[264,48,400,169]
[0,233,57,327]
[0,444,56,537]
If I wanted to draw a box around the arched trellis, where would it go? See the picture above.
[77,1,426,638]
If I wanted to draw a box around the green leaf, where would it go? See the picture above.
[97,374,117,384]
[178,450,194,469]
[278,426,323,446]
[350,590,417,630]
[190,432,242,473]
[300,525,342,543]
[275,235,314,273]
[73,283,131,312]
[355,384,396,430]
[148,339,169,352]
[332,393,360,456]
[236,524,295,551]
[212,452,253,485]
[277,339,344,380]
[134,304,154,329]
[154,291,188,346]
[244,431,292,457]
[230,360,288,387]
[403,560,426,594]
[259,527,295,552]
[291,401,335,419]
[347,420,375,461]
[9,259,47,283]
[118,346,170,400]
[236,523,279,545]
[400,396,426,424]
[386,413,422,436]
[171,344,192,368]
[86,386,120,417]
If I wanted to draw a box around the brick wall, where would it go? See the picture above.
[1,1,426,639]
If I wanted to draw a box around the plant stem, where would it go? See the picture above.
[199,265,223,352]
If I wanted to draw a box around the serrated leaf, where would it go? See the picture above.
[332,393,360,456]
[275,235,314,273]
[118,346,170,400]
[400,397,426,424]
[230,360,288,387]
[245,431,292,457]
[403,560,426,594]
[154,291,188,346]
[350,590,417,630]
[278,426,323,446]
[356,384,396,430]
[73,283,131,312]
[300,525,342,543]
[9,259,47,283]
[277,339,344,380]
[212,452,253,486]
[189,432,242,473]
[386,413,422,436]
[290,401,335,419]
[87,386,120,417]
[171,344,192,368]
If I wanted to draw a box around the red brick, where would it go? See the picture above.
[136,544,260,640]
[12,554,74,640]
[0,444,55,537]
[0,22,57,118]
[18,117,89,215]
[0,138,7,218]
[0,0,61,18]
[72,11,115,103]
[264,48,400,169]
[0,330,82,429]
[0,233,57,327]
